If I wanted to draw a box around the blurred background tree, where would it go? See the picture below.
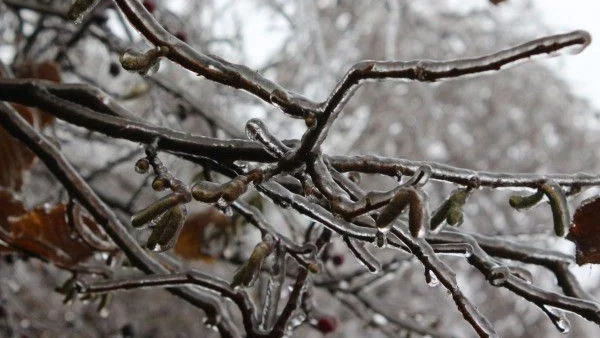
[0,0,599,337]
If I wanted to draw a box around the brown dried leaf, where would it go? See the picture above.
[0,188,103,269]
[0,61,61,191]
[567,196,600,265]
[0,188,25,253]
[174,207,234,262]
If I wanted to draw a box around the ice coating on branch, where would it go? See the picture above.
[344,237,381,273]
[543,306,571,334]
[327,29,592,109]
[425,269,439,287]
[245,118,287,158]
[257,182,378,241]
[67,0,102,24]
[119,47,170,76]
[231,235,276,288]
[260,245,286,330]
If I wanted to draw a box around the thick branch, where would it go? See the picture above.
[0,101,240,338]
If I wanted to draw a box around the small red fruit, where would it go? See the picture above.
[316,316,337,334]
[143,1,156,13]
[174,31,187,42]
[331,254,344,266]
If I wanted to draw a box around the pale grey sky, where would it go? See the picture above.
[533,1,600,110]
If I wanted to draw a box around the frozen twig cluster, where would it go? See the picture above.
[0,1,598,337]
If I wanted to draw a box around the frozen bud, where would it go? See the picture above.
[146,205,186,252]
[509,189,544,210]
[135,158,150,174]
[119,46,169,76]
[152,177,168,191]
[307,262,321,274]
[304,112,317,128]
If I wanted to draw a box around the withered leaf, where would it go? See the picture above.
[0,104,39,191]
[174,207,234,262]
[0,61,61,191]
[0,188,108,269]
[567,196,600,265]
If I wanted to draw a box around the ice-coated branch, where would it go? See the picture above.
[343,236,381,273]
[75,270,263,335]
[0,101,240,338]
[389,227,498,338]
[0,79,278,162]
[329,155,600,188]
[429,231,600,330]
[283,31,591,163]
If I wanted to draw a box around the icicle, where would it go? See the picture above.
[425,269,439,287]
[542,305,571,334]
[260,245,287,330]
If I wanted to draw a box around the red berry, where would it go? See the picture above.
[316,316,337,334]
[331,254,344,266]
[143,1,156,13]
[174,31,187,42]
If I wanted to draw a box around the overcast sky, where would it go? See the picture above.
[533,1,600,110]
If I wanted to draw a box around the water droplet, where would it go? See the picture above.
[374,229,387,248]
[216,197,229,209]
[99,307,110,318]
[245,119,260,140]
[544,306,571,334]
[233,161,249,172]
[290,314,305,327]
[20,319,30,329]
[338,281,350,290]
[372,313,388,326]
[148,243,163,252]
[143,61,160,77]
[556,317,571,334]
[488,266,509,286]
[425,269,439,287]
[202,316,221,332]
[135,158,150,174]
